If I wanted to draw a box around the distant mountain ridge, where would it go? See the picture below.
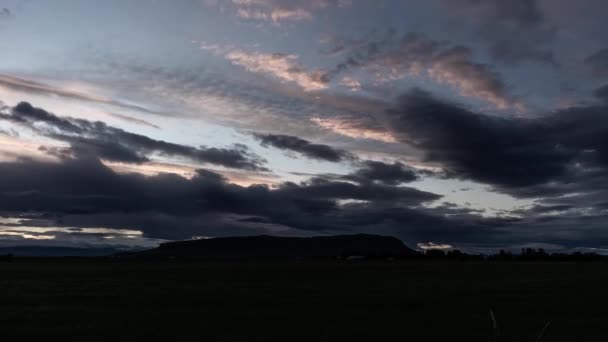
[125,234,416,260]
[0,246,123,257]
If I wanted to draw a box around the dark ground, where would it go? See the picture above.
[0,260,606,341]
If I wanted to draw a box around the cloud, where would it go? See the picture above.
[3,0,608,251]
[585,49,608,78]
[343,160,418,185]
[0,8,11,20]
[0,154,442,240]
[4,102,268,171]
[208,0,350,23]
[0,74,161,115]
[417,242,453,251]
[443,0,556,65]
[279,176,440,205]
[384,88,608,198]
[428,46,515,109]
[310,117,397,143]
[225,50,328,91]
[465,0,544,26]
[322,32,517,108]
[594,84,608,102]
[10,102,83,132]
[86,57,405,165]
[1,140,607,250]
[253,133,351,162]
[105,112,160,129]
[384,89,568,188]
[339,76,361,91]
[0,219,158,248]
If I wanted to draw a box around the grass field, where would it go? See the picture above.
[0,260,606,341]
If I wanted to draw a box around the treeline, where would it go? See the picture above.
[420,248,606,262]
[0,248,605,262]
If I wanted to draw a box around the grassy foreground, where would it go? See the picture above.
[0,260,605,341]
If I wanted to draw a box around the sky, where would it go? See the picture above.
[1,0,608,253]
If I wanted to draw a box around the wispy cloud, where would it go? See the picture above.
[225,50,328,91]
[0,74,161,115]
[442,0,556,65]
[322,32,520,109]
[199,42,328,91]
[339,76,361,91]
[207,0,351,23]
[0,217,160,247]
[427,46,516,110]
[311,117,397,143]
[105,112,160,129]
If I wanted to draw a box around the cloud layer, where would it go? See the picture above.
[322,32,517,108]
[4,102,267,171]
[2,0,608,252]
[254,133,351,162]
[3,97,608,251]
[207,0,351,23]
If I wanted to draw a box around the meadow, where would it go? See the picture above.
[0,260,605,341]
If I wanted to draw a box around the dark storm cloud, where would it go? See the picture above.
[384,88,608,194]
[253,133,351,162]
[550,105,608,167]
[0,154,441,240]
[278,177,439,205]
[251,134,421,186]
[343,160,418,185]
[51,135,150,163]
[585,49,608,78]
[13,102,83,133]
[2,147,607,250]
[499,167,608,201]
[4,103,444,241]
[594,84,608,102]
[385,89,574,189]
[5,102,267,170]
[0,156,248,216]
[444,0,556,65]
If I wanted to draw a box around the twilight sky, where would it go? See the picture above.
[1,0,608,253]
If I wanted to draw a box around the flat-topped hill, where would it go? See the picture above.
[128,234,416,260]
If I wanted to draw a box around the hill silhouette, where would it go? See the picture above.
[126,234,416,260]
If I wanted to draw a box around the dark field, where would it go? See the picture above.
[0,260,606,341]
